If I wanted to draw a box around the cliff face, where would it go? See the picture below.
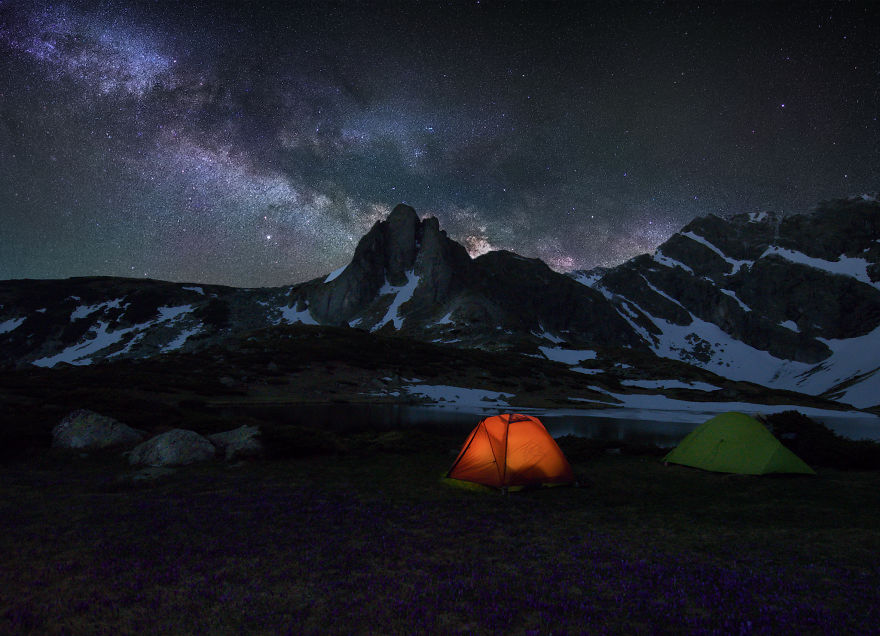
[305,203,641,348]
[575,196,880,406]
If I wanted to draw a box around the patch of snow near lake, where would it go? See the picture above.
[567,391,879,424]
[780,320,799,332]
[374,272,420,330]
[571,366,604,375]
[540,347,597,364]
[786,324,880,408]
[182,286,204,295]
[621,379,720,391]
[534,328,565,344]
[324,264,348,283]
[0,317,25,334]
[650,312,812,387]
[760,246,875,287]
[404,384,514,408]
[278,304,318,325]
[646,308,880,408]
[828,368,880,410]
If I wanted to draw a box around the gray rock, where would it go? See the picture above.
[52,409,146,449]
[208,424,263,460]
[128,429,216,466]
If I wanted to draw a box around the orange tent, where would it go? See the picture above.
[445,413,574,490]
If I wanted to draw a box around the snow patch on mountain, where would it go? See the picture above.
[620,379,721,391]
[571,366,604,375]
[324,264,348,283]
[573,271,602,287]
[680,231,752,273]
[649,312,811,385]
[780,320,800,332]
[653,249,695,274]
[374,272,420,330]
[640,276,688,309]
[182,286,204,295]
[534,329,565,344]
[433,311,455,326]
[719,288,752,311]
[278,304,318,325]
[157,304,194,321]
[761,246,875,286]
[161,325,203,352]
[70,298,125,321]
[0,317,25,334]
[540,346,597,364]
[34,303,198,367]
[402,383,513,407]
[34,322,136,367]
[779,324,880,408]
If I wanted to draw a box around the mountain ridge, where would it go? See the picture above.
[1,196,879,409]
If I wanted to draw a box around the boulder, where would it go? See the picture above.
[208,424,263,460]
[128,429,215,466]
[52,409,146,449]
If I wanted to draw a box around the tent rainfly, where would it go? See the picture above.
[664,411,815,475]
[445,413,574,490]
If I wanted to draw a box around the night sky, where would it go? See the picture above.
[1,1,878,287]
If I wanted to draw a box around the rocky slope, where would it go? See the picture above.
[574,195,880,407]
[297,204,642,350]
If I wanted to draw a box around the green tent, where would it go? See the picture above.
[664,411,815,475]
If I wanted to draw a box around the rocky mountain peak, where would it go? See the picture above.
[387,202,419,225]
[384,204,420,285]
[306,204,471,324]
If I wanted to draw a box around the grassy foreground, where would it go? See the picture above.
[2,432,880,634]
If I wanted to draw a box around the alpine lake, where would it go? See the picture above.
[216,402,880,445]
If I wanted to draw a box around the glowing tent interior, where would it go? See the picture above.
[445,413,574,490]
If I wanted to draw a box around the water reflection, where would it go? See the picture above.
[220,403,880,445]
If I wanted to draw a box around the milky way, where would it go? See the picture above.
[1,1,878,286]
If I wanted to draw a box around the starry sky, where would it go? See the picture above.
[1,0,878,287]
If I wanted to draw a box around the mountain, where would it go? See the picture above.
[1,197,879,409]
[0,204,642,369]
[301,204,641,350]
[575,195,880,407]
